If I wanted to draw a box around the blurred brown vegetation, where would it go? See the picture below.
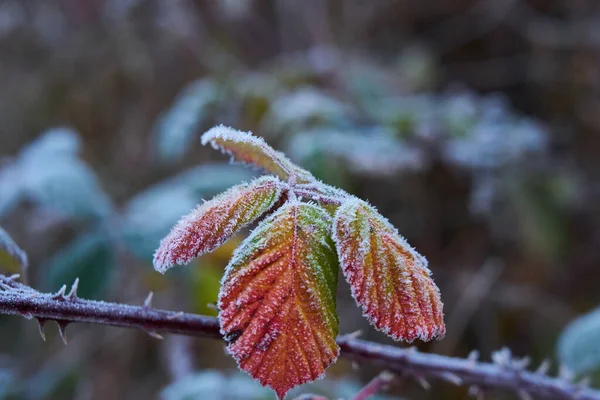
[1,0,600,399]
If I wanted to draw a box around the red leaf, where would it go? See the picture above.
[219,202,339,399]
[201,125,314,183]
[153,176,282,273]
[333,199,445,342]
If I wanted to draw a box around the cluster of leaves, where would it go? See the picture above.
[153,126,445,399]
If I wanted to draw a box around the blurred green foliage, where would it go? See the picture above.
[0,0,599,399]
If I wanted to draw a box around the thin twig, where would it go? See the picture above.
[0,275,598,400]
[350,371,395,400]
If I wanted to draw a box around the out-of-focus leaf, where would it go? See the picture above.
[267,87,346,131]
[20,158,113,220]
[153,176,282,273]
[333,198,445,342]
[442,117,548,169]
[7,128,113,220]
[160,370,397,400]
[0,226,27,274]
[558,306,600,374]
[122,164,256,262]
[154,79,219,163]
[40,230,115,299]
[0,368,16,399]
[18,127,81,162]
[0,165,23,217]
[219,202,339,399]
[170,163,257,197]
[287,128,426,176]
[202,125,314,182]
[160,370,272,400]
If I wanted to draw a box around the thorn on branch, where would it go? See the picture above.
[166,311,184,320]
[468,385,484,400]
[67,278,79,300]
[57,320,69,345]
[415,376,431,391]
[440,372,463,386]
[535,359,551,375]
[147,331,164,340]
[53,285,67,300]
[559,365,575,383]
[468,349,480,365]
[36,318,47,341]
[143,292,154,308]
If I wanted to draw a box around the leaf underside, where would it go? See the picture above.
[219,202,339,399]
[153,176,282,273]
[201,125,314,183]
[333,199,445,342]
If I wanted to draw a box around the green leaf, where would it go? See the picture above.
[0,226,27,274]
[558,306,600,374]
[40,230,115,299]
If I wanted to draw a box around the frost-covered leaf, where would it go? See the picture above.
[219,202,339,399]
[201,125,314,183]
[333,199,445,342]
[0,226,27,273]
[558,306,600,374]
[154,176,283,273]
[154,79,219,163]
[41,229,115,299]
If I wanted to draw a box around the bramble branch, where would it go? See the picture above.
[0,274,598,400]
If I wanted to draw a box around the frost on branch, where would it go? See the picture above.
[153,176,282,273]
[201,125,314,183]
[332,199,445,342]
[219,202,339,399]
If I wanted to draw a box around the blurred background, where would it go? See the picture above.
[1,0,600,399]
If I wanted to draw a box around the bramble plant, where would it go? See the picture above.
[153,125,445,399]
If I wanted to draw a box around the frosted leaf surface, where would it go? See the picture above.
[333,199,445,342]
[201,125,314,183]
[219,202,339,399]
[153,176,282,273]
[0,226,27,272]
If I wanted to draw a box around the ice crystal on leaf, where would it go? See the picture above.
[201,125,314,183]
[332,199,445,342]
[153,176,282,272]
[219,202,339,399]
[156,126,445,398]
